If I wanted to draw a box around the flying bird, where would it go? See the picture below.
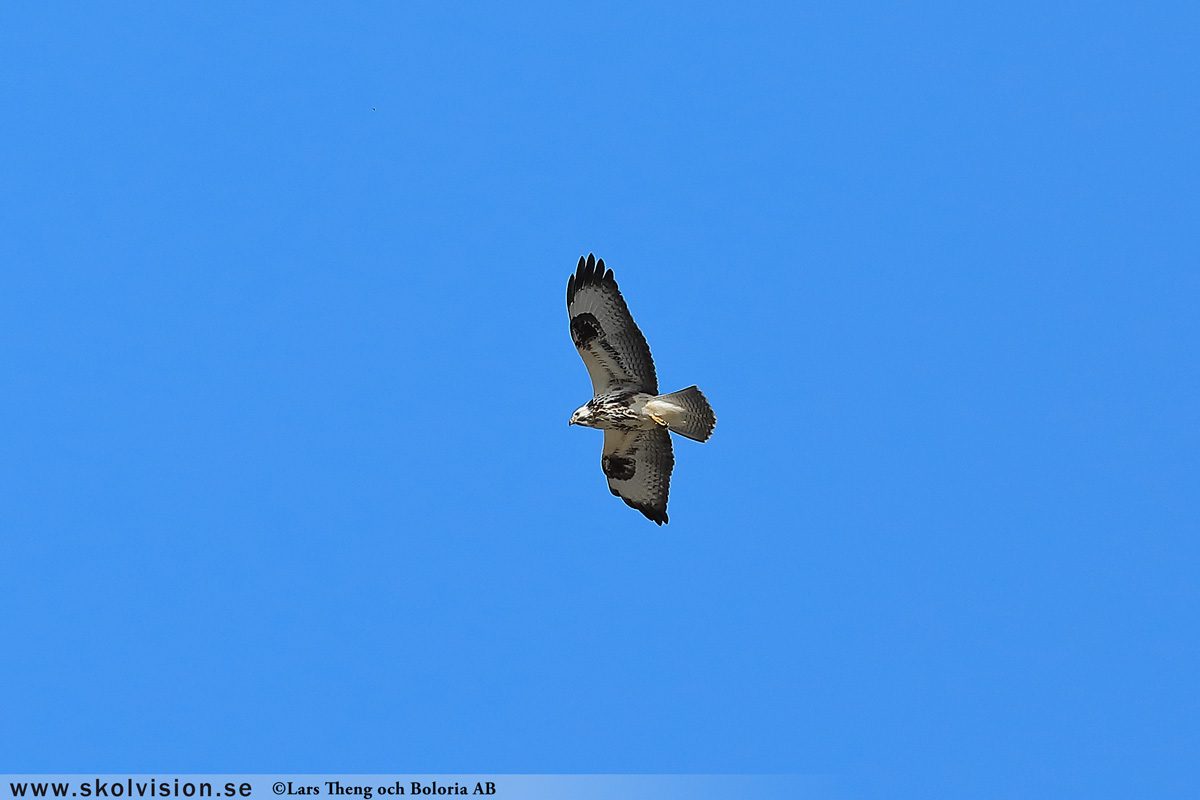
[567,254,716,524]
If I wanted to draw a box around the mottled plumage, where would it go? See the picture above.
[567,254,716,524]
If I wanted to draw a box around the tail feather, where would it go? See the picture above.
[647,386,716,442]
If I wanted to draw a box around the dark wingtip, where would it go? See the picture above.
[569,253,615,307]
[568,253,620,309]
[622,497,668,525]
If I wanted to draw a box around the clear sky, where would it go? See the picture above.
[1,2,1196,798]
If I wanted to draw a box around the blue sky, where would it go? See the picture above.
[1,2,1196,797]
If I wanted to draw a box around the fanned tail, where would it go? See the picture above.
[646,386,716,443]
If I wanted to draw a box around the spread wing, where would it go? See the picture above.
[567,254,658,395]
[602,428,674,525]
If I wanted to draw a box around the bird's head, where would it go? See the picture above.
[569,403,595,428]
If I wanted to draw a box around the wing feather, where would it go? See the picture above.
[567,254,658,395]
[602,428,674,525]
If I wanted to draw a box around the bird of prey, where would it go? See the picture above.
[567,254,716,524]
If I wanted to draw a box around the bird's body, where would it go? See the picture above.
[572,390,654,431]
[567,254,716,524]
